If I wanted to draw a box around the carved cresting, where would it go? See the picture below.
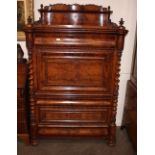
[37,4,113,26]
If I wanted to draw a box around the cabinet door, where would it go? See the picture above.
[35,48,114,97]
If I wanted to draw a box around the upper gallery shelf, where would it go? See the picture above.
[26,4,125,28]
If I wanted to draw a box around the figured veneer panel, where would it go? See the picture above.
[34,36,116,48]
[38,127,109,137]
[38,106,111,123]
[46,59,105,86]
[38,4,112,26]
[37,51,113,94]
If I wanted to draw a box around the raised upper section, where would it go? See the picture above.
[25,4,128,51]
[33,4,114,26]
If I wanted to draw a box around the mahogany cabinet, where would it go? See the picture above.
[24,4,128,146]
[17,44,29,144]
[123,80,137,149]
[122,39,137,150]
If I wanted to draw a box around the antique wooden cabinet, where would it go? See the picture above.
[17,44,29,144]
[122,37,137,150]
[24,4,128,146]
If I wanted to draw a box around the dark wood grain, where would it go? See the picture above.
[122,36,137,150]
[17,44,29,144]
[24,4,128,146]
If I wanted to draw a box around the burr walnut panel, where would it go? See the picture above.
[38,106,111,124]
[36,50,113,94]
[34,34,116,48]
[38,127,109,137]
[37,4,112,26]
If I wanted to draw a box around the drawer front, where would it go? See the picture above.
[35,49,114,96]
[34,33,116,48]
[38,127,108,137]
[37,106,111,125]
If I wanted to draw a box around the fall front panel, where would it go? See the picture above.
[35,49,114,96]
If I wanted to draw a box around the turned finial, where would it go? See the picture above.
[27,16,32,24]
[40,4,43,9]
[108,6,110,11]
[119,18,124,26]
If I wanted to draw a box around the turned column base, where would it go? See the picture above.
[18,134,30,145]
[107,125,116,146]
[107,139,116,146]
[31,139,39,146]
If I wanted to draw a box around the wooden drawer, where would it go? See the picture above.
[38,127,108,137]
[34,34,116,48]
[37,106,111,125]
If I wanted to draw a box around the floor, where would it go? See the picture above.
[17,128,136,155]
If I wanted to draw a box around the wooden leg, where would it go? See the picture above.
[31,138,38,146]
[18,134,30,145]
[30,127,39,146]
[29,124,39,146]
[107,125,116,146]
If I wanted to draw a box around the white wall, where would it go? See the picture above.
[17,41,28,59]
[18,0,137,126]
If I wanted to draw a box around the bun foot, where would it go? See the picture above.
[107,139,116,147]
[31,139,39,146]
